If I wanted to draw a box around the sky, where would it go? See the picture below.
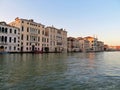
[0,0,120,45]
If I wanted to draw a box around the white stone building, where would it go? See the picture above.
[0,22,20,52]
[10,17,49,52]
[45,26,67,52]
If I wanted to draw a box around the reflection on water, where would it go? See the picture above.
[0,52,120,90]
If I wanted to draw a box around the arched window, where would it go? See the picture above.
[0,46,4,49]
[14,38,16,43]
[9,37,12,43]
[14,46,16,50]
[5,36,7,43]
[1,36,4,42]
[26,35,29,41]
[5,28,7,33]
[22,26,24,31]
[21,34,23,40]
[42,30,44,35]
[27,27,29,32]
[14,30,16,34]
[10,29,12,33]
[2,27,4,33]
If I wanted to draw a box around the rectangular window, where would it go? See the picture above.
[21,42,23,45]
[26,47,28,50]
[14,38,16,43]
[27,27,29,32]
[9,37,12,43]
[21,34,23,40]
[38,37,40,42]
[14,46,16,50]
[5,28,8,33]
[38,30,40,34]
[42,37,44,42]
[14,30,16,34]
[5,36,7,43]
[22,26,24,31]
[42,31,44,35]
[26,35,29,41]
[26,42,28,46]
[10,29,12,33]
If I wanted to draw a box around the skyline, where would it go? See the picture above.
[0,0,120,45]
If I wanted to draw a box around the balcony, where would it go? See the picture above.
[0,42,8,45]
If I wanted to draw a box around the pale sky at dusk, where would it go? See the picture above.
[0,0,120,45]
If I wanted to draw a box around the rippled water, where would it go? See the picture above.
[0,52,120,90]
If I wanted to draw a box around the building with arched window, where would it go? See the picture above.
[0,22,20,52]
[9,17,67,53]
[45,26,67,52]
[9,17,48,52]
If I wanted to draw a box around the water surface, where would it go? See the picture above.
[0,52,120,90]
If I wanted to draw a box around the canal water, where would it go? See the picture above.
[0,52,120,90]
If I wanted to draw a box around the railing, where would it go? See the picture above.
[0,42,8,45]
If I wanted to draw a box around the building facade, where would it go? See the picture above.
[67,37,80,52]
[97,41,104,51]
[0,22,20,52]
[84,36,98,51]
[9,17,67,53]
[0,17,105,53]
[46,26,67,52]
[10,17,49,52]
[77,37,90,52]
[67,36,105,52]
